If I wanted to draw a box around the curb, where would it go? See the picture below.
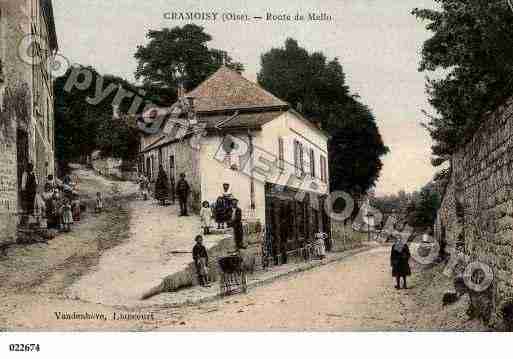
[158,244,381,308]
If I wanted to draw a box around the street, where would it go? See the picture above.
[0,235,485,331]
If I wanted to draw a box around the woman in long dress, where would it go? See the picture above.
[154,165,169,206]
[391,239,411,289]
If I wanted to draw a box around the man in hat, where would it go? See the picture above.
[176,173,190,216]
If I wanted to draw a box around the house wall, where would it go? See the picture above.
[30,0,55,179]
[0,1,57,247]
[198,111,330,226]
[265,111,330,195]
[435,96,513,328]
[142,135,202,212]
[199,133,265,221]
[0,2,30,247]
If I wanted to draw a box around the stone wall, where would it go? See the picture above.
[142,136,202,213]
[0,3,30,247]
[142,223,263,299]
[0,1,57,248]
[435,96,513,328]
[331,220,368,252]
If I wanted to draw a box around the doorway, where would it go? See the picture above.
[16,129,29,211]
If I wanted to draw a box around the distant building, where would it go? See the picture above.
[139,66,331,253]
[0,0,58,247]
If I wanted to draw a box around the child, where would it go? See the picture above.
[95,192,103,213]
[313,232,327,260]
[200,200,213,235]
[139,175,149,201]
[192,235,210,287]
[71,194,81,222]
[61,198,73,232]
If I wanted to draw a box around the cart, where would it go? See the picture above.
[218,254,248,296]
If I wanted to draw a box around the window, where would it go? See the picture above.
[320,155,328,183]
[294,140,300,177]
[223,137,238,170]
[278,137,284,171]
[294,140,305,177]
[46,98,50,141]
[310,148,316,177]
[299,142,304,175]
[169,155,175,183]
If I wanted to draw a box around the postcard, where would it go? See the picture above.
[1,1,513,353]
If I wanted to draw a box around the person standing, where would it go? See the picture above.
[95,192,103,213]
[155,165,170,206]
[21,163,38,215]
[61,198,73,232]
[45,174,61,192]
[192,235,210,287]
[391,239,411,289]
[214,183,233,229]
[176,173,190,216]
[200,201,213,235]
[229,198,245,250]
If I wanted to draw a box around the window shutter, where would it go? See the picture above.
[310,148,315,177]
[278,137,284,171]
[299,143,304,174]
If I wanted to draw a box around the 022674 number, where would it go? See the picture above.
[9,344,40,352]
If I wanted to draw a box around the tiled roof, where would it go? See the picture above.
[185,66,289,113]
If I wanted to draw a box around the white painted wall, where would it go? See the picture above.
[198,111,330,225]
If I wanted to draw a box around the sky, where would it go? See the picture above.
[52,0,438,195]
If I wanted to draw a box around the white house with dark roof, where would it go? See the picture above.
[139,66,330,252]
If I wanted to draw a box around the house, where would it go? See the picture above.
[139,66,331,255]
[0,0,58,247]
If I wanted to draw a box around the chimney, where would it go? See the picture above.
[296,102,303,113]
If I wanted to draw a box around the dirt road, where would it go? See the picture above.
[66,199,227,307]
[154,247,412,331]
[1,243,485,331]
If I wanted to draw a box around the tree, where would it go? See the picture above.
[134,24,244,94]
[258,38,389,195]
[410,183,441,230]
[54,66,143,164]
[412,1,513,165]
[372,182,440,232]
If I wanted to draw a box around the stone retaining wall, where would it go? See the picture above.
[435,96,513,328]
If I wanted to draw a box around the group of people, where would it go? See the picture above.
[22,162,103,233]
[142,166,191,217]
[147,166,416,291]
[193,183,245,287]
[199,183,244,249]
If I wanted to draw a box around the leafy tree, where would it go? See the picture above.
[372,182,440,231]
[410,183,441,230]
[258,38,389,195]
[134,24,244,94]
[54,66,144,164]
[412,1,513,165]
